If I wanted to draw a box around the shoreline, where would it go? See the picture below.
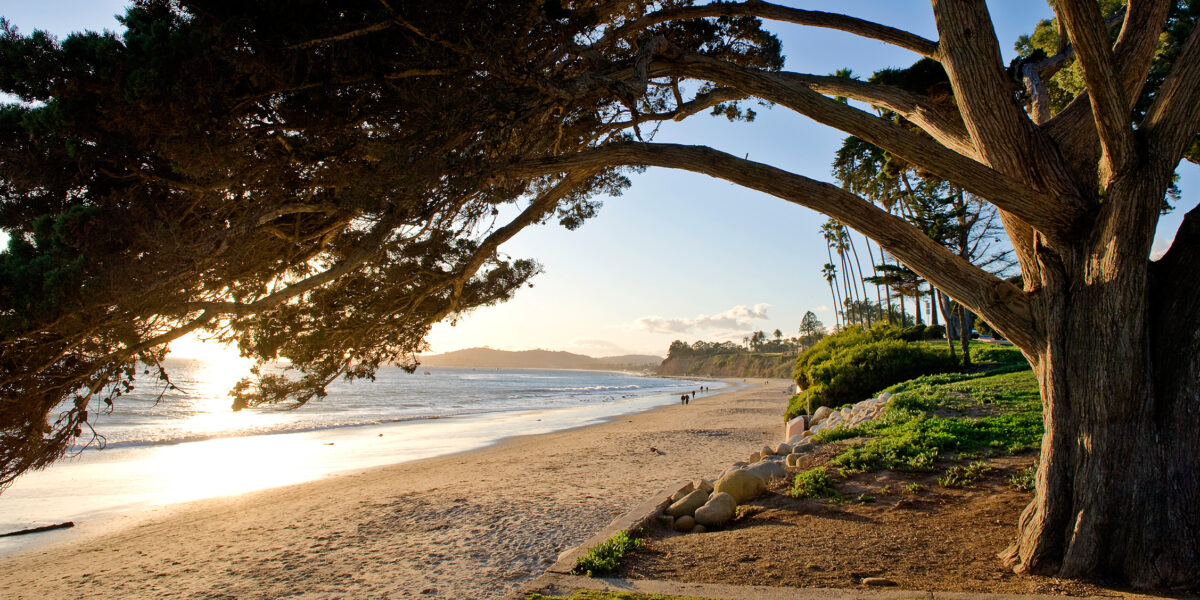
[0,377,790,599]
[0,375,732,557]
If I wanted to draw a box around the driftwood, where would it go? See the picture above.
[0,521,74,538]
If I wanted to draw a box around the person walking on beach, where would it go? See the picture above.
[681,393,688,405]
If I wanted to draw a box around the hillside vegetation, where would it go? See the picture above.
[787,323,1029,420]
[657,352,796,379]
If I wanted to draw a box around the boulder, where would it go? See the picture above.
[691,524,707,534]
[775,442,793,456]
[669,482,696,503]
[785,453,803,468]
[695,478,714,494]
[760,444,775,457]
[811,405,833,426]
[748,451,761,463]
[694,492,736,527]
[878,392,893,403]
[673,515,696,532]
[744,459,787,483]
[666,489,710,518]
[714,469,767,503]
[784,415,808,440]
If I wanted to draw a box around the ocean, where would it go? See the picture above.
[0,359,724,554]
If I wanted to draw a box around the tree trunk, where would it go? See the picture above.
[1000,178,1200,589]
[957,305,972,368]
[930,286,940,326]
[939,289,957,360]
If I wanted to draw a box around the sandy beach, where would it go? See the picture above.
[0,378,789,599]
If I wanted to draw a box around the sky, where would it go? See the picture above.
[2,1,1197,359]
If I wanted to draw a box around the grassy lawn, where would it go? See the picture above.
[811,368,1042,478]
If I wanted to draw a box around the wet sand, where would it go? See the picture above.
[0,378,790,599]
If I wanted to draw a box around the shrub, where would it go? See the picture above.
[896,324,927,341]
[788,467,837,499]
[970,344,1028,366]
[1010,465,1037,491]
[788,339,959,418]
[924,324,946,339]
[904,482,924,494]
[938,461,994,488]
[572,531,644,577]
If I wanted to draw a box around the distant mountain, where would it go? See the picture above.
[419,347,662,371]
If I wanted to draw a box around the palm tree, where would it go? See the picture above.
[821,262,841,329]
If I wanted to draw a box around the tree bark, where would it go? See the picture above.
[1000,173,1200,589]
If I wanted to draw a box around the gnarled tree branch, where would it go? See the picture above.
[1141,23,1200,168]
[509,142,1038,348]
[1056,0,1134,174]
[656,54,1083,237]
[600,0,938,59]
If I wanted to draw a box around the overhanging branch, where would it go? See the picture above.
[601,1,938,59]
[509,142,1038,348]
[658,55,1082,237]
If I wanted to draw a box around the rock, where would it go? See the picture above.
[785,453,803,468]
[714,469,767,503]
[659,515,675,530]
[793,441,814,452]
[673,515,696,532]
[878,392,892,403]
[784,415,808,440]
[800,429,813,438]
[693,491,736,527]
[760,444,775,457]
[748,451,761,463]
[695,478,714,494]
[669,482,696,503]
[666,489,710,518]
[732,461,748,468]
[811,405,833,425]
[691,524,707,534]
[763,454,784,463]
[862,577,897,587]
[744,459,787,483]
[775,442,793,456]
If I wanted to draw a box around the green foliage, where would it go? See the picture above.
[826,370,1042,473]
[937,461,994,488]
[903,482,924,495]
[788,467,837,499]
[856,493,876,504]
[970,344,1028,367]
[572,531,644,577]
[0,1,790,486]
[788,334,958,420]
[923,324,946,339]
[1010,465,1037,492]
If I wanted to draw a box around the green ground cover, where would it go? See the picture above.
[808,368,1042,477]
[572,531,645,577]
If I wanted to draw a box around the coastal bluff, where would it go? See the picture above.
[656,352,795,379]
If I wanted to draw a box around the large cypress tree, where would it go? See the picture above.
[1,0,1198,587]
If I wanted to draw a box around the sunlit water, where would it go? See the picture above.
[0,359,724,555]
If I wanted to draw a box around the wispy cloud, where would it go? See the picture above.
[636,304,770,334]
